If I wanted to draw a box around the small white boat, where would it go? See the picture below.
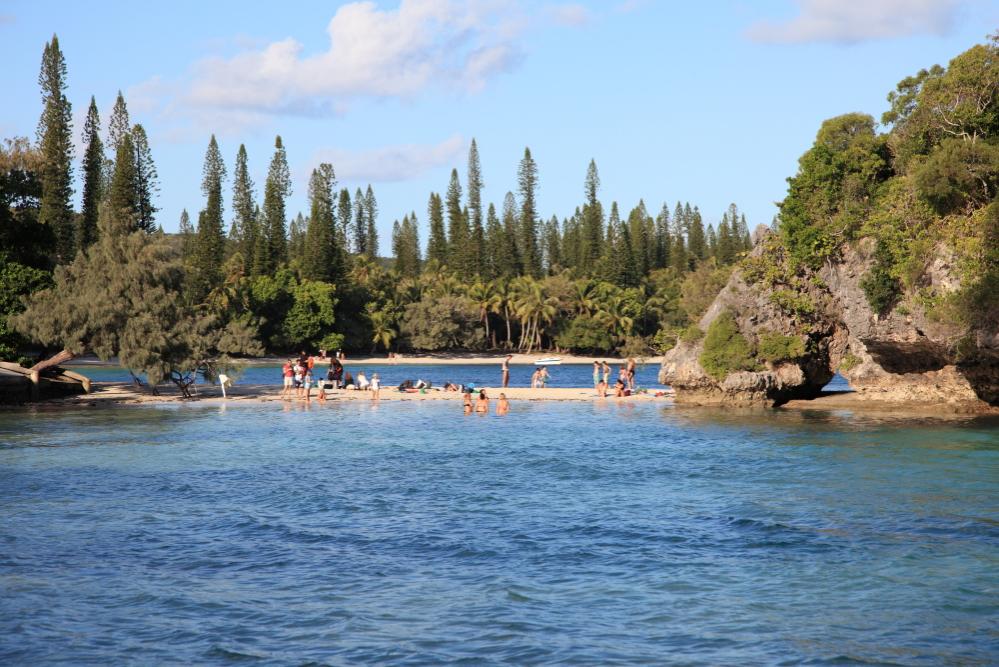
[534,357,562,366]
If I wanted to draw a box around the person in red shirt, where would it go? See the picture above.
[281,361,294,398]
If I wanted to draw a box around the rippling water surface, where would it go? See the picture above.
[1,402,996,665]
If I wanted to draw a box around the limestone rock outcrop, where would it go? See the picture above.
[659,236,998,410]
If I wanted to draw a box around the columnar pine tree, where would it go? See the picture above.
[655,203,671,270]
[106,133,138,237]
[583,160,603,266]
[627,200,651,275]
[231,144,256,269]
[688,205,706,263]
[337,188,352,253]
[543,215,561,273]
[78,96,103,249]
[365,185,379,258]
[302,163,337,282]
[255,136,290,273]
[484,202,502,279]
[190,134,226,303]
[289,213,306,259]
[500,191,521,276]
[467,139,485,273]
[393,214,421,278]
[131,124,158,232]
[37,34,75,262]
[426,192,448,266]
[353,187,367,255]
[717,212,735,264]
[517,147,540,277]
[445,169,467,268]
[107,91,130,160]
[178,208,194,256]
[706,224,718,258]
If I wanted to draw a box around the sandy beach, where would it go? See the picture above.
[63,352,665,367]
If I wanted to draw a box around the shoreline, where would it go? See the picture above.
[5,383,997,417]
[61,352,665,367]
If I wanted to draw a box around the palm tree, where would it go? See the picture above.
[368,307,397,353]
[491,278,516,349]
[466,280,497,346]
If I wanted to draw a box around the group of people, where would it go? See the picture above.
[462,388,509,415]
[281,351,381,402]
[593,358,637,398]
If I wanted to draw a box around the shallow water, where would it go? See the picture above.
[1,402,995,665]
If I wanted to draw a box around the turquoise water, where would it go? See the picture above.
[1,402,995,665]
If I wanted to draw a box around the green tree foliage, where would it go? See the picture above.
[426,192,448,266]
[518,147,541,277]
[583,159,603,265]
[352,187,367,255]
[913,138,999,214]
[178,208,194,256]
[365,185,379,258]
[498,192,521,277]
[337,188,352,253]
[131,124,158,232]
[36,35,75,262]
[230,144,256,270]
[282,279,338,349]
[699,311,757,380]
[302,163,339,283]
[189,135,226,304]
[778,113,892,267]
[554,314,616,353]
[78,97,103,249]
[402,294,484,350]
[445,168,467,270]
[467,139,485,273]
[687,205,706,263]
[256,136,291,274]
[106,91,131,160]
[756,331,806,364]
[392,213,421,278]
[0,257,52,361]
[106,133,138,237]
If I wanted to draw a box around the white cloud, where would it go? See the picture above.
[746,0,961,44]
[183,0,523,115]
[310,135,466,182]
[548,3,591,26]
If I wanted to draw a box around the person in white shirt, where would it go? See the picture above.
[357,371,370,390]
[370,373,380,400]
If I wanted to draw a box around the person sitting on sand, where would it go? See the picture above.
[496,393,509,415]
[357,371,370,391]
[475,388,489,413]
[463,392,473,414]
[343,371,354,389]
[615,377,626,397]
[443,382,459,392]
[597,379,608,398]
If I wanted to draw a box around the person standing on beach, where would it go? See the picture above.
[303,367,313,402]
[626,357,637,390]
[602,361,611,386]
[281,360,293,398]
[501,354,512,388]
[592,361,600,388]
[370,373,381,400]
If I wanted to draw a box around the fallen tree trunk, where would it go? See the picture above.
[30,349,75,373]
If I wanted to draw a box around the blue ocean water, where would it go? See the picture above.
[65,361,853,392]
[1,402,995,665]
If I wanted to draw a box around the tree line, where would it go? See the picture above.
[2,34,760,387]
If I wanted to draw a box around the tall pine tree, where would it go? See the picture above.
[467,139,485,274]
[687,205,706,264]
[190,135,226,303]
[426,192,447,266]
[37,34,75,262]
[131,124,158,232]
[230,144,256,269]
[365,185,379,258]
[500,192,521,277]
[445,169,467,269]
[302,163,338,282]
[255,135,290,274]
[582,159,603,266]
[107,91,130,160]
[517,147,540,277]
[78,96,103,249]
[337,188,352,253]
[106,133,138,238]
[353,187,367,255]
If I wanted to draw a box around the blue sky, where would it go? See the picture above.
[1,0,996,243]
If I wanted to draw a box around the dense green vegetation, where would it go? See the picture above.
[3,34,997,388]
[1,35,754,380]
[770,34,999,330]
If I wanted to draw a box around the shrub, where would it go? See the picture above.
[756,331,806,363]
[769,289,816,317]
[651,328,678,354]
[699,311,758,381]
[860,240,901,315]
[914,138,999,215]
[554,315,616,353]
[680,325,704,343]
[838,353,861,372]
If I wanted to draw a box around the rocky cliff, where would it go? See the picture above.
[659,232,999,410]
